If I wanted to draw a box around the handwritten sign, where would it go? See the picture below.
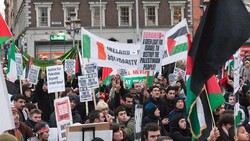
[28,65,40,84]
[46,65,65,93]
[137,31,164,71]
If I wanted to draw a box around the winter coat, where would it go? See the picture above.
[142,115,169,136]
[170,114,191,141]
[120,117,135,141]
[25,119,37,129]
[144,96,169,119]
[32,79,54,122]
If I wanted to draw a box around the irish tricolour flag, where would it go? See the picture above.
[162,19,189,65]
[81,28,106,60]
[0,13,12,44]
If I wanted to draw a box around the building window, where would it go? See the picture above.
[34,2,52,27]
[62,2,80,26]
[89,2,107,27]
[116,2,133,26]
[168,1,186,25]
[142,1,160,26]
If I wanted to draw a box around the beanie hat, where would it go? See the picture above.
[145,102,158,115]
[67,93,79,105]
[173,97,184,107]
[0,133,18,141]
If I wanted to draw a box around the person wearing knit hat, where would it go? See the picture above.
[167,97,186,125]
[49,93,82,127]
[145,102,159,116]
[143,103,169,136]
[0,133,18,141]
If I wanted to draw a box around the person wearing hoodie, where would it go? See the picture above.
[142,102,169,136]
[170,114,191,141]
[50,93,82,127]
[167,97,186,124]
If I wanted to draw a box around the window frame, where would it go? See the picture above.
[168,1,186,26]
[34,2,53,27]
[89,2,107,27]
[61,2,80,27]
[116,2,134,26]
[142,1,160,26]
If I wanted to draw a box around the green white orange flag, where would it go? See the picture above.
[162,19,189,65]
[81,28,139,69]
[7,40,17,82]
[0,13,12,44]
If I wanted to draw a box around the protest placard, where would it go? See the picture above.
[234,49,241,94]
[64,59,75,74]
[84,63,99,88]
[135,104,143,141]
[46,65,65,93]
[28,65,40,84]
[15,53,23,76]
[54,97,73,141]
[137,31,165,71]
[119,69,128,77]
[78,76,92,102]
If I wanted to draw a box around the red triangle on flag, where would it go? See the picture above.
[0,13,12,37]
[167,38,176,55]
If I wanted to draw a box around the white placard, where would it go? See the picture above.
[54,97,73,141]
[48,128,58,141]
[64,59,76,74]
[46,65,65,93]
[68,130,113,141]
[137,31,165,71]
[15,53,23,76]
[28,65,40,84]
[234,49,241,94]
[78,76,92,102]
[84,63,99,88]
[135,104,143,141]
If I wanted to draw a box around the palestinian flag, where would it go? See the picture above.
[186,25,225,140]
[81,29,106,60]
[162,19,189,65]
[7,40,17,82]
[0,13,12,44]
[102,67,113,85]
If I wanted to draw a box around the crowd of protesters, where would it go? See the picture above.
[1,52,250,141]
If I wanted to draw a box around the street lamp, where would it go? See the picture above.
[65,12,81,48]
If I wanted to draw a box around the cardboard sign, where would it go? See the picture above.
[137,31,165,71]
[15,53,23,76]
[78,76,92,102]
[54,97,73,141]
[135,104,143,141]
[28,65,40,84]
[64,59,75,74]
[84,63,99,88]
[66,122,111,141]
[46,65,65,93]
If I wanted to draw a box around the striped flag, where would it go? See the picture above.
[0,13,12,44]
[7,40,17,82]
[162,19,189,65]
[82,34,106,60]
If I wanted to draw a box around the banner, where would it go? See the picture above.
[122,70,153,88]
[46,65,65,93]
[54,97,73,141]
[28,65,40,84]
[137,30,165,71]
[81,28,139,69]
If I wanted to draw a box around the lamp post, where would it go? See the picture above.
[65,12,81,48]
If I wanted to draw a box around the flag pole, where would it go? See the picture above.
[203,85,216,127]
[143,71,150,103]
